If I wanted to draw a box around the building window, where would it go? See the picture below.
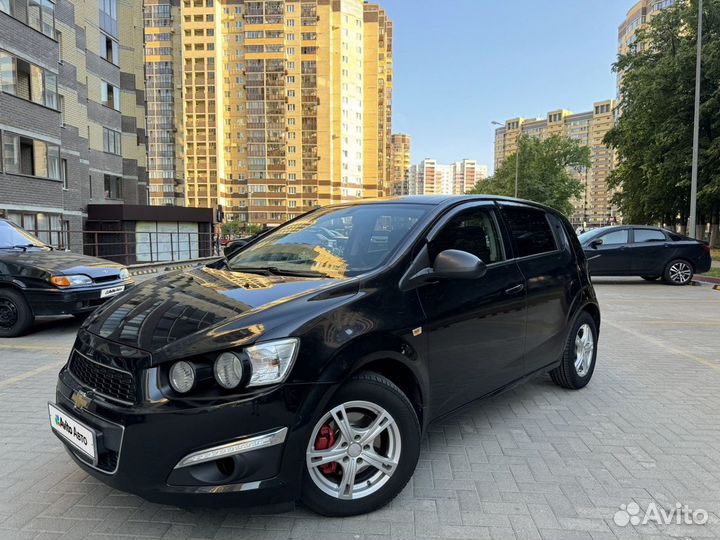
[100,33,119,65]
[99,0,118,36]
[0,0,55,37]
[102,127,122,155]
[0,51,58,109]
[58,93,65,125]
[101,80,120,111]
[104,174,123,199]
[60,158,68,189]
[1,131,60,179]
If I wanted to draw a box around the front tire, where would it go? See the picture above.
[550,311,598,390]
[0,288,34,338]
[301,372,420,516]
[663,259,693,286]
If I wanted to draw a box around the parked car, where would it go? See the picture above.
[0,218,133,337]
[578,225,712,285]
[49,196,600,516]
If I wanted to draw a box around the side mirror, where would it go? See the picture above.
[431,249,487,280]
[590,238,603,249]
[399,246,486,291]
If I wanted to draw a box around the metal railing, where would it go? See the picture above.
[34,229,215,266]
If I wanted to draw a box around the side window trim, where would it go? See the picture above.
[497,202,561,261]
[425,201,507,266]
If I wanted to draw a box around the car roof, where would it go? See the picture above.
[335,195,560,213]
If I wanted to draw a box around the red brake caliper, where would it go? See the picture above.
[314,425,338,475]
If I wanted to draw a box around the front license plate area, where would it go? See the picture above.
[48,403,97,464]
[101,285,125,298]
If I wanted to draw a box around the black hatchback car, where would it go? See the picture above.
[0,218,133,337]
[50,196,600,516]
[579,225,712,285]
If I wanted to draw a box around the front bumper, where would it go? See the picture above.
[26,280,134,316]
[54,368,331,507]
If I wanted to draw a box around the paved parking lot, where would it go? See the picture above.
[1,279,719,540]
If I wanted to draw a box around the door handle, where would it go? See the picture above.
[505,284,525,295]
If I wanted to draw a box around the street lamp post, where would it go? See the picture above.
[492,121,520,198]
[689,0,703,238]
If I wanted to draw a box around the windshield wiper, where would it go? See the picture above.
[231,265,328,278]
[0,244,44,251]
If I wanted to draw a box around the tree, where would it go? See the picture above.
[221,221,262,237]
[471,134,590,217]
[604,0,720,243]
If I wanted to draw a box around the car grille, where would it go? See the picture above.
[68,350,136,405]
[94,274,121,284]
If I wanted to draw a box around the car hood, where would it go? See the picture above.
[0,249,124,279]
[83,266,343,353]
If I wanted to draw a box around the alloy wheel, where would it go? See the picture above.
[668,262,691,284]
[306,400,401,500]
[574,323,594,377]
[0,298,18,329]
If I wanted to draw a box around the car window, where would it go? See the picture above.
[228,204,428,278]
[501,207,557,258]
[634,229,666,243]
[598,229,628,245]
[0,220,47,249]
[429,207,504,264]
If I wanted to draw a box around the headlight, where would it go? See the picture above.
[50,275,93,288]
[214,352,244,389]
[119,268,130,280]
[245,338,299,387]
[169,361,195,393]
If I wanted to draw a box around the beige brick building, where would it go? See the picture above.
[176,0,392,226]
[494,100,617,227]
[389,133,411,195]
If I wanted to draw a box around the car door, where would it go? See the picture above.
[498,203,576,374]
[415,203,527,416]
[629,228,670,275]
[585,228,631,275]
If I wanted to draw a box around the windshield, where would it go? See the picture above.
[228,204,429,278]
[0,220,48,250]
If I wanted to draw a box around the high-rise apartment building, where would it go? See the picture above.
[494,100,617,227]
[618,0,675,56]
[454,159,487,194]
[178,0,393,226]
[390,133,411,195]
[0,0,148,249]
[409,158,487,196]
[144,0,185,206]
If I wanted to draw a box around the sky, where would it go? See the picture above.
[382,0,631,173]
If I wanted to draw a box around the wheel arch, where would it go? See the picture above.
[309,332,429,433]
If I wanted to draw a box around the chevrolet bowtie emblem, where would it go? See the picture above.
[71,391,92,410]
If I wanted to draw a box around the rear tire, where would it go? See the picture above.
[663,259,693,286]
[641,275,659,281]
[0,288,34,338]
[550,311,598,390]
[301,372,420,516]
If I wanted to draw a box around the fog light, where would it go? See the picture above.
[174,427,288,468]
[169,361,195,394]
[214,352,244,389]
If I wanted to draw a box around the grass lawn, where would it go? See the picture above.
[712,249,720,262]
[701,268,720,278]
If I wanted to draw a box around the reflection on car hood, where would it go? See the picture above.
[84,266,339,352]
[0,250,125,278]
